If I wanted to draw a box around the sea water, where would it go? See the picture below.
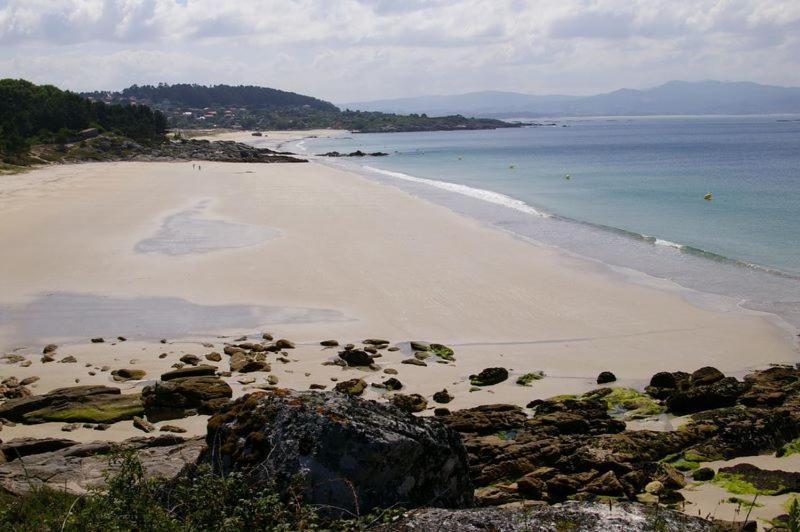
[287,116,800,331]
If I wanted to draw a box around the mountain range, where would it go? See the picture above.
[341,81,800,118]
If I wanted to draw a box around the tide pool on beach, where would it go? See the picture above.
[293,116,800,330]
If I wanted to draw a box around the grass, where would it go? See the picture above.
[726,496,763,509]
[671,459,700,471]
[0,162,29,174]
[0,451,406,531]
[780,438,800,457]
[712,472,784,496]
[582,388,665,419]
[516,371,545,386]
[428,344,454,361]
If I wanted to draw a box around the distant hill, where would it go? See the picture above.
[82,83,519,134]
[343,81,800,118]
[84,83,338,112]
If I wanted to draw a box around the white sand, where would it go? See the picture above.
[0,153,797,444]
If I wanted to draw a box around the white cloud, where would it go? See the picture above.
[0,0,797,101]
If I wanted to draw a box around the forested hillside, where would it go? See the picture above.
[0,79,166,162]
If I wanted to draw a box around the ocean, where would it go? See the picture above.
[280,116,800,331]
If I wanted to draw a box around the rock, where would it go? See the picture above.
[261,333,273,341]
[0,436,204,495]
[230,352,269,373]
[111,368,146,382]
[320,340,339,347]
[1,438,78,461]
[160,365,217,381]
[267,375,279,385]
[0,385,142,424]
[275,339,294,349]
[205,352,222,362]
[596,371,617,384]
[402,358,427,366]
[584,470,625,496]
[117,336,127,341]
[384,368,399,375]
[517,473,546,499]
[410,341,430,351]
[61,423,80,432]
[364,346,378,354]
[133,416,156,433]
[391,393,428,413]
[644,480,663,494]
[382,378,403,391]
[429,343,455,361]
[414,351,429,360]
[690,366,725,386]
[201,390,472,514]
[378,503,714,531]
[339,349,374,367]
[42,344,58,354]
[666,376,747,414]
[41,354,55,363]
[334,378,367,396]
[237,377,256,385]
[474,485,523,506]
[364,339,390,346]
[142,376,232,422]
[59,355,77,363]
[309,384,327,390]
[434,408,451,416]
[90,338,104,343]
[20,376,39,386]
[716,463,800,495]
[692,467,715,481]
[179,354,200,366]
[712,519,756,532]
[160,425,187,433]
[470,367,509,386]
[387,347,400,352]
[433,389,454,404]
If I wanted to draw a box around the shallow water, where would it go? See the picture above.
[135,199,280,255]
[0,292,350,348]
[300,116,800,330]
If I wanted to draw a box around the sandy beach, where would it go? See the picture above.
[1,141,796,409]
[1,135,798,526]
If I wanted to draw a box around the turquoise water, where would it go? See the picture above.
[294,116,800,329]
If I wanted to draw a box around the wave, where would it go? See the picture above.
[363,165,550,218]
[362,164,800,282]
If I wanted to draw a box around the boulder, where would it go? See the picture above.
[692,467,715,481]
[111,368,146,382]
[383,378,403,391]
[133,415,156,433]
[205,352,222,362]
[1,438,78,461]
[334,378,367,396]
[0,435,203,495]
[470,367,508,386]
[0,385,142,424]
[716,463,800,495]
[666,377,747,414]
[160,365,217,381]
[596,371,617,384]
[391,393,428,413]
[201,390,472,514]
[338,349,374,367]
[690,366,725,386]
[320,340,339,347]
[433,389,454,404]
[142,376,232,422]
[179,354,200,366]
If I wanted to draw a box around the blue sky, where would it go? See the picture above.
[0,0,798,101]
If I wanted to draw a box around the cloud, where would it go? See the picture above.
[0,0,797,100]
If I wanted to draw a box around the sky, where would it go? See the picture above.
[0,0,799,102]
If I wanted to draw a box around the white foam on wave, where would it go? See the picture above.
[654,238,684,250]
[363,165,550,218]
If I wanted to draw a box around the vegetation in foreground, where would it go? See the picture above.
[0,452,403,531]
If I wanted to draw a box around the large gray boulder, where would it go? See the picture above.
[201,390,472,514]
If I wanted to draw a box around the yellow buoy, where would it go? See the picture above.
[704,193,712,201]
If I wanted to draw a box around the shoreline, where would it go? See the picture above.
[1,146,799,527]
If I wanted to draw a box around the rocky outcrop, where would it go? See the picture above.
[0,435,203,495]
[142,376,232,422]
[201,390,472,514]
[0,385,143,423]
[439,367,800,504]
[374,502,712,531]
